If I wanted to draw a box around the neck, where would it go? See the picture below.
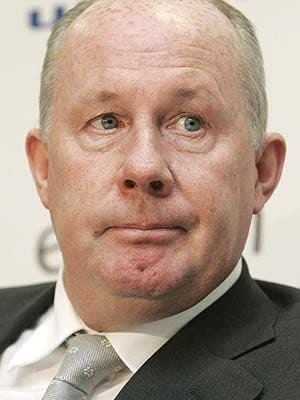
[63,269,231,332]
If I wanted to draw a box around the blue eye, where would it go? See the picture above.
[172,115,205,134]
[182,116,203,132]
[101,114,118,130]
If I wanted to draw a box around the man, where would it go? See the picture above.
[0,0,299,398]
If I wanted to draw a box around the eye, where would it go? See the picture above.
[176,115,205,133]
[90,113,120,131]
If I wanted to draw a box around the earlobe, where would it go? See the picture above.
[26,129,50,209]
[253,133,286,214]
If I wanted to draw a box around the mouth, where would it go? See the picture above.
[105,226,185,244]
[113,224,186,230]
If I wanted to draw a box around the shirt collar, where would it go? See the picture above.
[8,267,83,371]
[9,259,242,372]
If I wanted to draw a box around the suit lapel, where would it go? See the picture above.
[116,327,263,400]
[116,260,277,400]
[199,259,277,359]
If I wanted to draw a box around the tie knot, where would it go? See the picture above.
[42,333,126,399]
[67,333,114,355]
[62,334,125,392]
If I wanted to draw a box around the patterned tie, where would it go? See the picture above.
[42,333,126,400]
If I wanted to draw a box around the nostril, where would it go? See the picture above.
[124,179,135,189]
[150,181,163,191]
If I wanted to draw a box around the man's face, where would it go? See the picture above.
[39,1,259,314]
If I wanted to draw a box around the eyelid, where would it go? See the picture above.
[90,112,116,123]
[88,113,124,130]
[167,113,206,130]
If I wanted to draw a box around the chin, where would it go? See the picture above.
[91,255,200,301]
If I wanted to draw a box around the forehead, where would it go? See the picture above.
[62,0,239,62]
[73,0,236,34]
[55,0,242,114]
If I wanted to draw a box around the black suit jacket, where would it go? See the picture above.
[1,260,299,399]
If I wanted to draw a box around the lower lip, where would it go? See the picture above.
[106,227,184,244]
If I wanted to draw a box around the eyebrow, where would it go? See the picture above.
[83,88,219,103]
[96,90,119,102]
[173,88,203,99]
[93,88,208,104]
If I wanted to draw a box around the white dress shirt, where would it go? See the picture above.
[0,259,242,399]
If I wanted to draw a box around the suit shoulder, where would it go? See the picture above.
[0,282,55,315]
[256,279,300,321]
[0,282,55,298]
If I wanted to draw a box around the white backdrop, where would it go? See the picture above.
[0,0,299,288]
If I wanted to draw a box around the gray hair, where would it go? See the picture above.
[40,0,267,151]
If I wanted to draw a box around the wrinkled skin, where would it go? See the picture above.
[27,0,286,331]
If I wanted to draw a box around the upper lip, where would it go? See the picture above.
[110,224,185,231]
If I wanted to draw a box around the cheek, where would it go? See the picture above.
[46,144,117,242]
[182,157,239,222]
[180,148,254,247]
[185,159,250,285]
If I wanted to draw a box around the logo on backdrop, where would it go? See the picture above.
[27,0,251,30]
[37,226,62,273]
[36,215,263,273]
[28,6,65,29]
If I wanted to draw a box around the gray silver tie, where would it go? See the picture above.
[42,333,126,400]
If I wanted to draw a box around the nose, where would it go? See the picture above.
[116,127,174,198]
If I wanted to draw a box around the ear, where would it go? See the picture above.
[253,133,286,214]
[26,129,49,209]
